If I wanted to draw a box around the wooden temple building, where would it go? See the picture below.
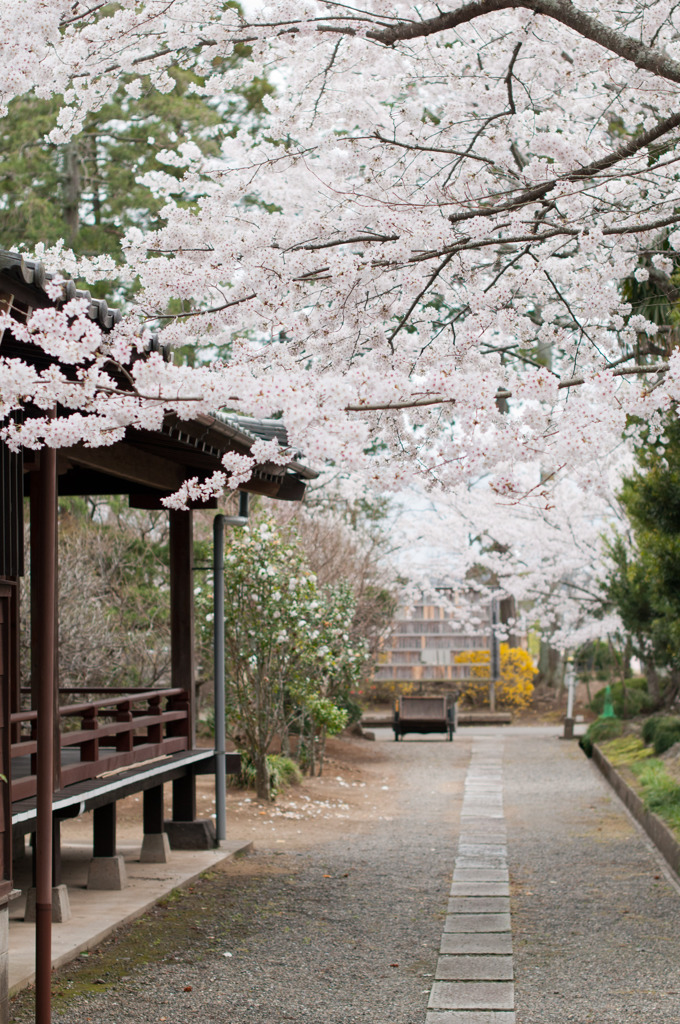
[0,251,316,1021]
[374,586,520,694]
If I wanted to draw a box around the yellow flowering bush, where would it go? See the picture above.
[455,644,537,709]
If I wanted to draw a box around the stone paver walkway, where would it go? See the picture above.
[428,738,515,1024]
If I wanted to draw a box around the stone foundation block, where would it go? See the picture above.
[164,819,216,851]
[88,855,127,891]
[140,832,171,863]
[24,884,72,923]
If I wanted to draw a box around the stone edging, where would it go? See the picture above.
[592,745,680,876]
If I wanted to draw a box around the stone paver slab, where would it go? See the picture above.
[436,955,514,981]
[453,869,508,883]
[426,1011,515,1023]
[448,897,510,913]
[455,857,507,870]
[458,845,507,858]
[450,883,509,897]
[444,912,511,932]
[458,831,507,839]
[458,811,501,819]
[428,981,514,1010]
[441,933,513,955]
[460,824,506,833]
[458,822,507,834]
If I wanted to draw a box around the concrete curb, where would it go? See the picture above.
[592,745,680,876]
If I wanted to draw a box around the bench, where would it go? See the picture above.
[393,695,458,741]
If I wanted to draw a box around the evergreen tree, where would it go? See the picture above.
[0,62,271,292]
[604,415,680,705]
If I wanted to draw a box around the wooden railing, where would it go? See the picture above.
[10,687,191,803]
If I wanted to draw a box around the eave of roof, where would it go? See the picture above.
[0,249,122,331]
[0,250,318,483]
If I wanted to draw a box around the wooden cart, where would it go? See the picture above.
[393,694,458,741]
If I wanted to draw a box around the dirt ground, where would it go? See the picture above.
[59,686,593,854]
[59,732,406,853]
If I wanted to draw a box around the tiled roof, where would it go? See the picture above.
[0,250,122,330]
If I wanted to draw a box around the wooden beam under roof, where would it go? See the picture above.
[60,442,186,493]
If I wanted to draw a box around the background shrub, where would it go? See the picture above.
[589,677,654,719]
[641,716,664,745]
[649,718,680,756]
[579,716,623,757]
[235,751,302,798]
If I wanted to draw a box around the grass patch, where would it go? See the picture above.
[599,735,654,768]
[630,758,680,836]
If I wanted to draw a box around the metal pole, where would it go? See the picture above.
[213,494,248,843]
[490,596,499,714]
[213,515,226,843]
[563,657,576,739]
[35,446,57,1024]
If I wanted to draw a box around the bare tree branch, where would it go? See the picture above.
[365,0,680,86]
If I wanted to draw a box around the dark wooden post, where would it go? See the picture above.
[169,511,196,822]
[169,510,195,745]
[31,446,58,1024]
[143,786,164,835]
[93,804,116,859]
[140,782,170,862]
[0,584,15,892]
[172,772,196,823]
[52,817,62,887]
[115,700,133,753]
[80,706,99,763]
[9,576,20,745]
[147,694,163,745]
[31,453,60,792]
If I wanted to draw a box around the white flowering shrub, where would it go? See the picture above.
[210,518,369,799]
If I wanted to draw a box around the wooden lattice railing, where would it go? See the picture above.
[10,687,191,803]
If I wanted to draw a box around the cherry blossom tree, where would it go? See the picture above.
[3,0,680,511]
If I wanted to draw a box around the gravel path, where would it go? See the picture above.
[10,734,468,1024]
[505,727,680,1023]
[11,726,680,1024]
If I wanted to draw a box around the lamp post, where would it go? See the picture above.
[489,596,500,714]
[563,657,576,739]
[213,492,248,843]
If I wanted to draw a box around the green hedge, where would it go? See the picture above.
[641,716,663,745]
[640,717,680,756]
[589,677,654,719]
[579,716,623,758]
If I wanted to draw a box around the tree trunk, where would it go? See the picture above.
[645,659,661,704]
[254,750,270,801]
[317,728,327,776]
[307,721,316,778]
[623,637,632,680]
[663,669,680,709]
[63,142,81,245]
